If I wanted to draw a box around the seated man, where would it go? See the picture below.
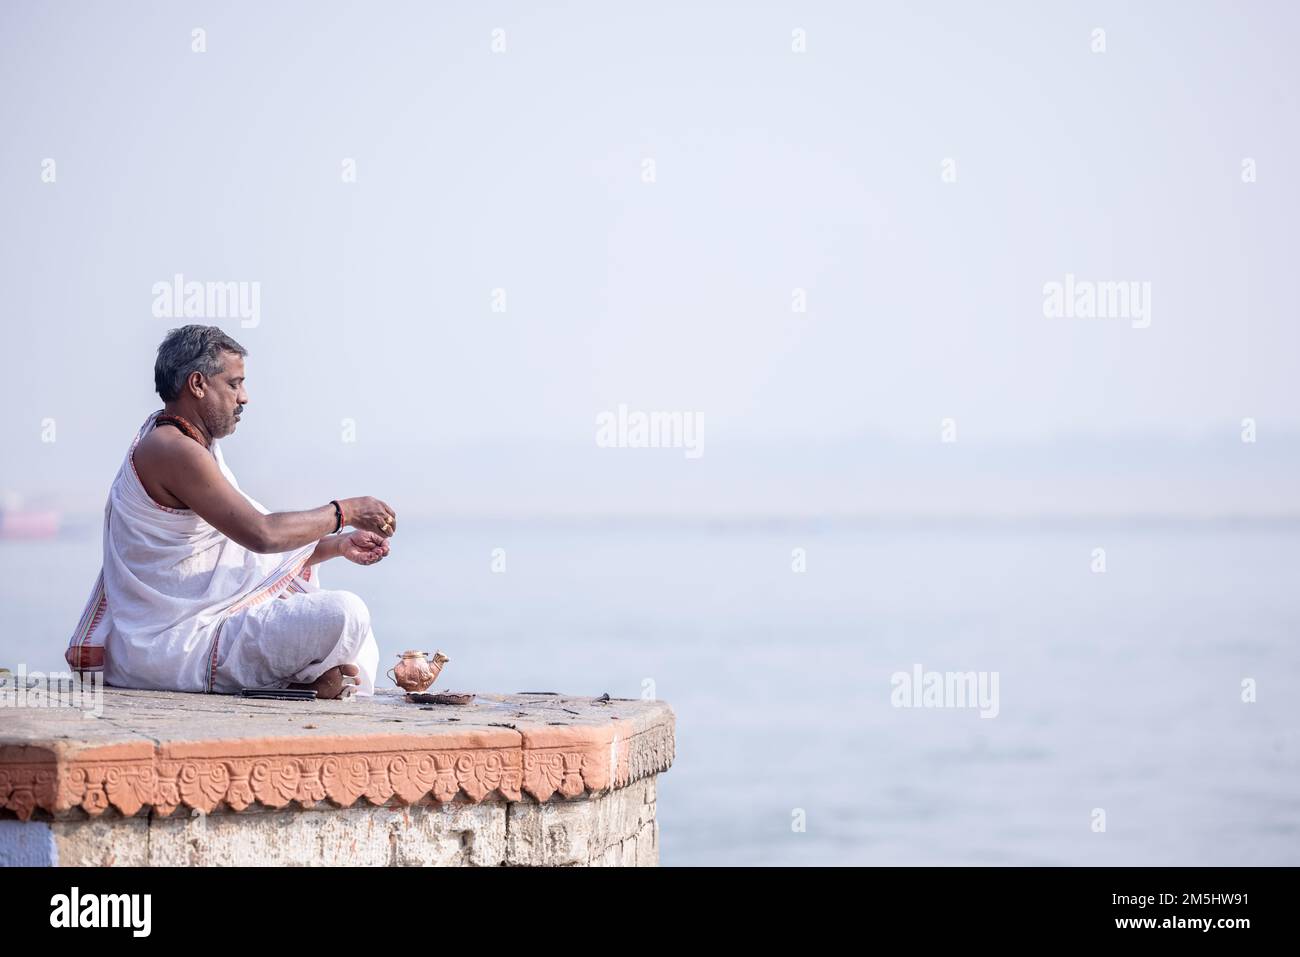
[67,324,396,699]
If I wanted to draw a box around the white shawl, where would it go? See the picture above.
[67,410,317,692]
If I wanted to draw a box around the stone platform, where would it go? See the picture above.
[0,687,675,866]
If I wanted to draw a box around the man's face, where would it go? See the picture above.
[200,353,248,439]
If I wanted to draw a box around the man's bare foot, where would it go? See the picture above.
[290,663,360,700]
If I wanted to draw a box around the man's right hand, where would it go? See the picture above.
[341,497,397,537]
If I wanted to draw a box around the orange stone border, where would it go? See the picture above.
[0,720,675,821]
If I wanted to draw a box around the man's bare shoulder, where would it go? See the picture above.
[134,424,210,470]
[132,425,218,508]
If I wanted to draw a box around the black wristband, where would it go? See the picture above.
[329,500,343,534]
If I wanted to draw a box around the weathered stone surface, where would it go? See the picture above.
[35,792,660,867]
[1,688,673,866]
[508,777,657,866]
[47,814,150,867]
[144,800,508,867]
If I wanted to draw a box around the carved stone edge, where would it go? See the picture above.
[0,718,675,821]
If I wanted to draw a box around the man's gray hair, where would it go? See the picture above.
[154,325,248,401]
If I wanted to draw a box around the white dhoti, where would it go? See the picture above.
[210,589,380,695]
[68,410,380,697]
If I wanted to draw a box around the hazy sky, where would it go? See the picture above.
[2,1,1298,515]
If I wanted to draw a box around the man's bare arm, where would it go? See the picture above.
[149,436,395,553]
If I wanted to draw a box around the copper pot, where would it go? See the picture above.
[386,650,449,692]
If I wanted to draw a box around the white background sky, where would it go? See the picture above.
[2,1,1297,516]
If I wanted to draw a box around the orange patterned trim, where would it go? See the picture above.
[0,721,675,820]
[204,620,227,694]
[64,644,105,672]
[66,570,109,675]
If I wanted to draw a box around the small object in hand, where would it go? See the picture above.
[405,691,474,705]
[241,688,318,700]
